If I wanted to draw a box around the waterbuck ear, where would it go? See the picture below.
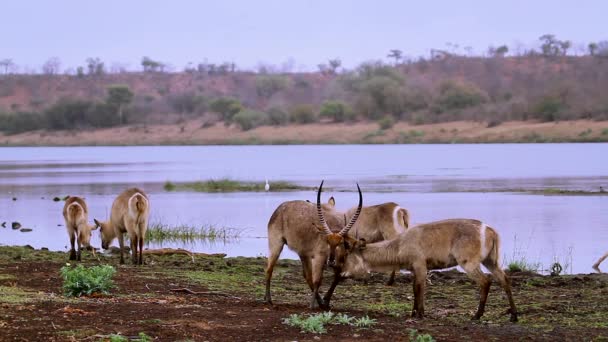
[358,238,367,250]
[311,222,325,233]
[328,197,336,207]
[93,219,101,227]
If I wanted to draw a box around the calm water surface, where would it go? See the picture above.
[1,144,607,273]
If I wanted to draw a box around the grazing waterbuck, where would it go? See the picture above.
[346,202,409,285]
[62,196,98,261]
[336,218,518,322]
[94,187,150,265]
[264,181,363,309]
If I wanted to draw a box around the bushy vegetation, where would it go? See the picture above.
[2,36,608,136]
[163,178,306,192]
[282,312,377,334]
[233,109,268,131]
[60,264,116,297]
[146,222,242,242]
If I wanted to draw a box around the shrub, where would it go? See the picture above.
[85,103,120,128]
[267,107,290,126]
[377,115,395,130]
[255,75,289,98]
[409,329,436,342]
[436,80,487,111]
[169,92,207,114]
[319,101,352,123]
[0,111,44,134]
[232,109,269,131]
[209,97,242,123]
[290,104,316,124]
[45,99,94,130]
[532,96,565,122]
[60,264,116,297]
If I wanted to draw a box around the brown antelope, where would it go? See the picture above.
[335,219,518,322]
[264,181,362,309]
[62,196,98,261]
[94,188,150,265]
[346,202,409,285]
[593,252,608,273]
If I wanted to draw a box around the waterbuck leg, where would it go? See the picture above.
[462,264,491,320]
[322,268,342,308]
[300,256,323,306]
[264,239,284,304]
[117,232,125,265]
[309,257,326,309]
[69,231,77,261]
[411,266,427,319]
[486,262,518,322]
[385,270,396,286]
[593,252,608,273]
[130,234,138,265]
[138,236,144,265]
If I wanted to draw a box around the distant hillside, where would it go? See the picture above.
[1,54,608,136]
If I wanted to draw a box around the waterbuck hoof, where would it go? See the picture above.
[471,315,482,321]
[385,279,395,286]
[510,314,518,323]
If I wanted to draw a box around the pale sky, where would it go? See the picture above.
[3,0,607,72]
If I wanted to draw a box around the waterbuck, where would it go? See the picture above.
[62,196,98,261]
[346,202,409,285]
[264,181,363,309]
[94,188,150,265]
[336,219,518,322]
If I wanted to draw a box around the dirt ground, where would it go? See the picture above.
[2,120,608,146]
[1,246,608,341]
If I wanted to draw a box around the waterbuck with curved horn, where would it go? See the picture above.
[336,219,519,322]
[264,181,363,309]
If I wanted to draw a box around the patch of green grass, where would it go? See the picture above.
[602,128,608,136]
[367,301,412,317]
[409,329,436,342]
[282,312,376,334]
[0,285,35,304]
[163,178,308,192]
[146,222,242,243]
[60,264,116,297]
[506,259,541,273]
[103,332,152,342]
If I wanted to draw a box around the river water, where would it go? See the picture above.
[1,144,607,274]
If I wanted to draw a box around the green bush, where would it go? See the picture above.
[267,107,290,126]
[290,104,316,124]
[377,115,395,130]
[319,101,353,122]
[532,96,565,122]
[45,99,94,130]
[169,92,207,114]
[60,264,116,297]
[0,111,45,134]
[85,103,120,128]
[209,97,242,123]
[436,80,487,111]
[232,109,269,131]
[255,75,289,98]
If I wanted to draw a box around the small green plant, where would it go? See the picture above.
[377,115,395,130]
[332,313,355,325]
[282,312,376,334]
[507,259,540,273]
[352,315,377,328]
[60,264,116,297]
[108,334,127,342]
[409,329,436,342]
[602,128,608,136]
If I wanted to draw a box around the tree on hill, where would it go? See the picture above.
[42,57,61,75]
[106,85,134,124]
[0,58,15,74]
[141,56,165,72]
[387,49,403,65]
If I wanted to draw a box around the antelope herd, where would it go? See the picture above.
[63,180,608,323]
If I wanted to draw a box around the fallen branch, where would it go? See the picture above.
[142,248,226,262]
[169,287,241,299]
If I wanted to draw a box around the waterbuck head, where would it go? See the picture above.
[94,218,113,250]
[315,180,365,268]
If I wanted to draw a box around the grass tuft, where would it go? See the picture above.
[146,222,242,243]
[163,178,308,192]
[282,312,376,334]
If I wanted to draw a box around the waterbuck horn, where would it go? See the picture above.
[316,180,333,235]
[339,183,362,236]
